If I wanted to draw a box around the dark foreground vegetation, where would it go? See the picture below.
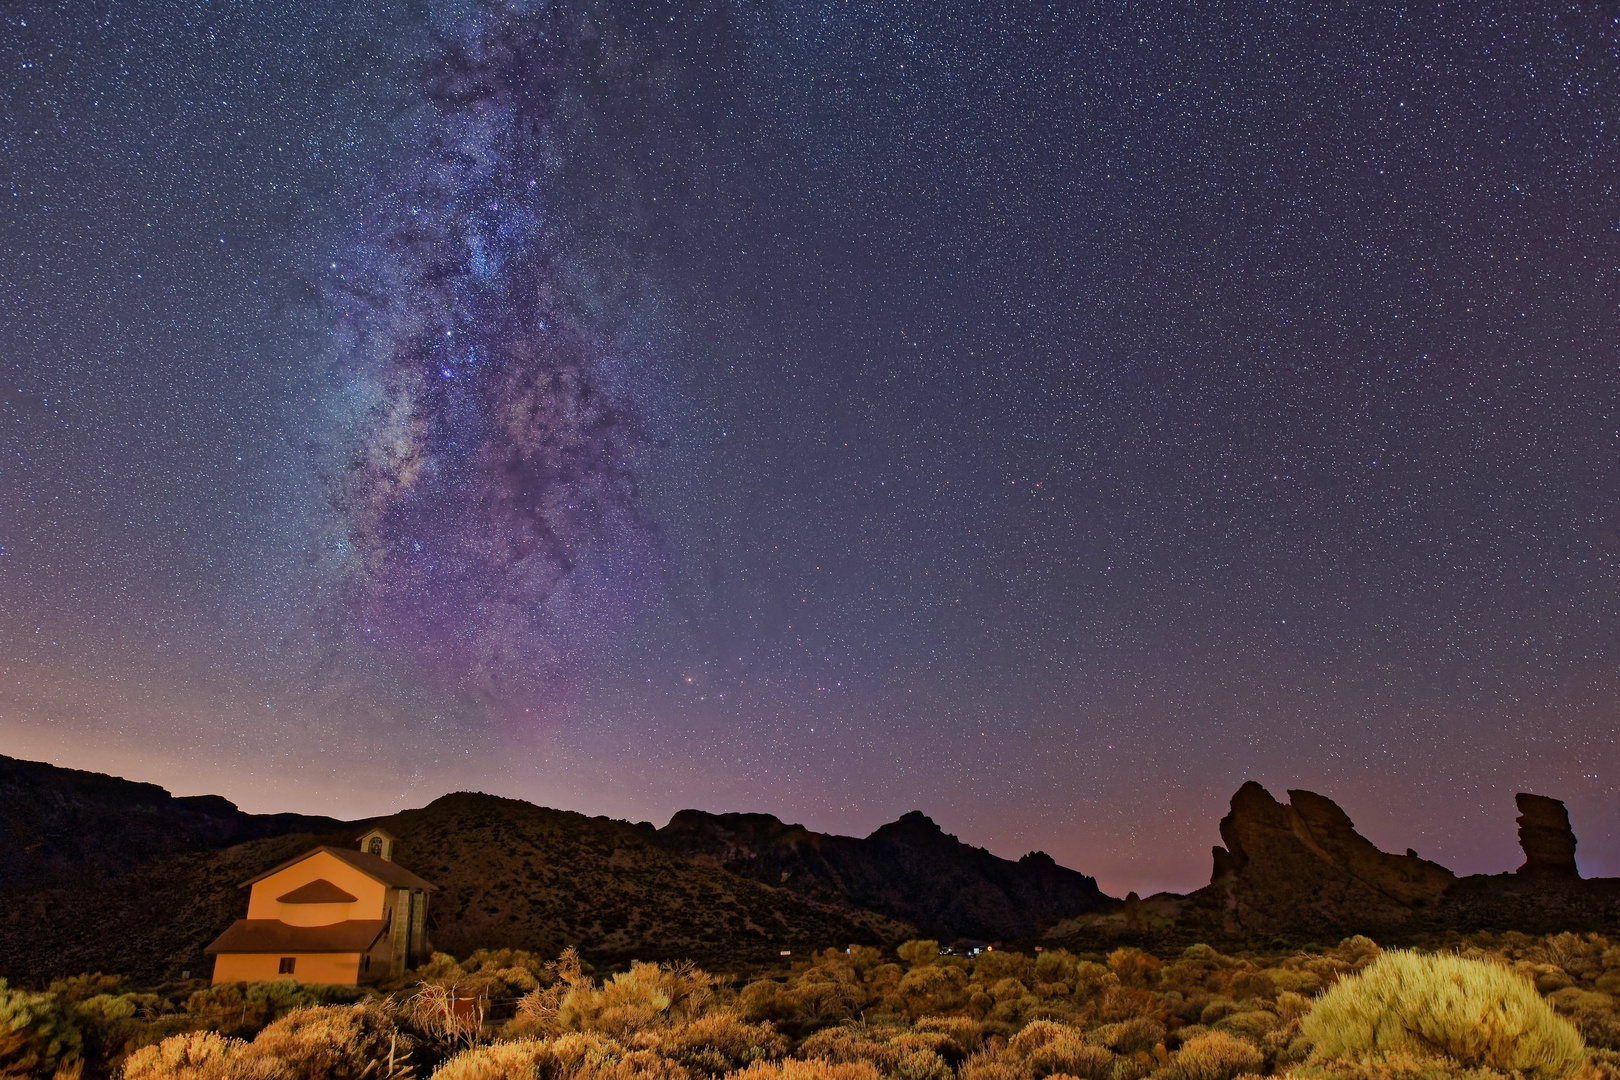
[10,933,1620,1080]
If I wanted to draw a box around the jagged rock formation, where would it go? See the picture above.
[1197,781,1455,937]
[1516,793,1580,877]
[1049,781,1620,951]
[654,808,1109,942]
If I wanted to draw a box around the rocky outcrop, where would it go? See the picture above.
[1195,782,1454,937]
[1063,782,1617,948]
[1516,793,1579,877]
[656,808,1110,942]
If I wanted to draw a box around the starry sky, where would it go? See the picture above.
[4,0,1620,896]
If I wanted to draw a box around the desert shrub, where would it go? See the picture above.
[960,1048,1031,1080]
[1087,1018,1163,1056]
[122,1030,246,1080]
[1265,970,1320,998]
[70,991,164,1068]
[1027,1035,1112,1080]
[1034,953,1078,987]
[431,1038,549,1080]
[1326,936,1381,970]
[729,1059,883,1080]
[0,978,83,1079]
[911,1017,981,1060]
[1284,1046,1546,1080]
[737,984,795,1028]
[1227,972,1273,1001]
[1210,1010,1276,1042]
[182,980,353,1039]
[1273,993,1312,1024]
[421,950,553,1000]
[1301,949,1585,1078]
[640,1011,785,1073]
[1097,987,1159,1023]
[230,1002,414,1080]
[1106,951,1162,990]
[897,943,941,968]
[896,967,970,1020]
[1545,988,1620,1050]
[796,1027,902,1072]
[1158,1030,1263,1080]
[974,954,1031,983]
[561,961,718,1038]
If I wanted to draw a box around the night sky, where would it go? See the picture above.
[5,0,1620,896]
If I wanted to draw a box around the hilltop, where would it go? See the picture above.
[0,755,1092,981]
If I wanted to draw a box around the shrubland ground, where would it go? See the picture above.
[10,932,1620,1079]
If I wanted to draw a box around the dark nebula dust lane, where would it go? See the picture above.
[323,5,661,708]
[3,0,1620,894]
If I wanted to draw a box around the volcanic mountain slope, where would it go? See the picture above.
[367,792,910,964]
[0,754,348,889]
[654,808,1110,942]
[0,784,912,983]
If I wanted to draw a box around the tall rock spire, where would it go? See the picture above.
[1515,794,1579,878]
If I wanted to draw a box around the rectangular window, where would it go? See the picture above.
[278,957,296,975]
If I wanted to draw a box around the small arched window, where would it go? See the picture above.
[369,837,384,856]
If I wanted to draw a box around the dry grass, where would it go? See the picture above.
[28,932,1620,1080]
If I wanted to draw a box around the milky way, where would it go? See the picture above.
[323,4,657,708]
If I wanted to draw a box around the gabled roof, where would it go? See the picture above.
[277,878,359,904]
[206,919,389,954]
[357,826,399,841]
[240,846,436,891]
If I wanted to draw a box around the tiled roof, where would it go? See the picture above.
[276,878,359,904]
[205,919,389,954]
[239,847,436,891]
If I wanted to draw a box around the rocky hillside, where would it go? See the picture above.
[654,808,1110,941]
[0,754,349,889]
[0,763,922,982]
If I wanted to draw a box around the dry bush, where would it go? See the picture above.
[896,967,971,1020]
[960,1048,1032,1080]
[237,1002,414,1080]
[1097,987,1160,1023]
[912,1017,983,1060]
[728,1059,884,1080]
[1107,951,1163,990]
[1211,1011,1278,1042]
[430,1039,549,1080]
[122,1030,245,1080]
[0,978,83,1080]
[1159,1030,1264,1080]
[638,1011,786,1074]
[1026,1035,1112,1080]
[182,980,356,1039]
[559,961,718,1038]
[1087,1018,1163,1056]
[898,943,942,968]
[1283,1045,1538,1080]
[794,1025,902,1071]
[1302,950,1585,1079]
[1548,989,1620,1050]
